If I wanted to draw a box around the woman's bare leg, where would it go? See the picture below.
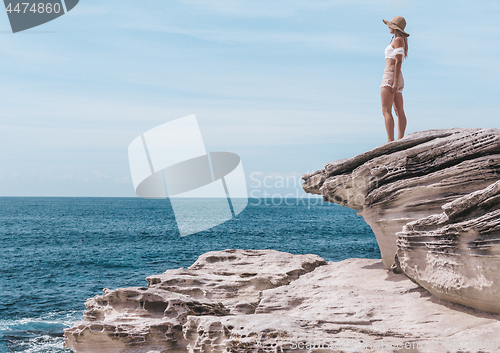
[381,86,396,142]
[393,92,407,139]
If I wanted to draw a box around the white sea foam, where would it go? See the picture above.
[0,310,82,331]
[1,310,82,352]
[6,334,68,353]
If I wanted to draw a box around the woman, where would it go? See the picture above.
[381,16,409,142]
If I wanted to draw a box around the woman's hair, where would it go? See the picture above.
[390,30,408,59]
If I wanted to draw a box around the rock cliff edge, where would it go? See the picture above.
[302,128,500,314]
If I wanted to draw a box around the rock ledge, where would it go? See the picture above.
[64,249,500,353]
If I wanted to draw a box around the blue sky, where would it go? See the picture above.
[0,0,499,196]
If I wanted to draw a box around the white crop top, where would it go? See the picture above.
[385,44,405,61]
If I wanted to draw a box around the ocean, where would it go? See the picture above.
[0,197,380,352]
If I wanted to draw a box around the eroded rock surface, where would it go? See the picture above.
[302,128,500,268]
[64,250,500,353]
[63,249,327,353]
[397,180,500,314]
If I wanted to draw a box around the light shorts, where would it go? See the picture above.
[381,67,404,93]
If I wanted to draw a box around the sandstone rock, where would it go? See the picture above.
[64,250,500,353]
[302,128,500,268]
[397,180,500,314]
[63,249,326,353]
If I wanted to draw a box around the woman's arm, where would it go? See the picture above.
[391,37,404,93]
[392,55,403,93]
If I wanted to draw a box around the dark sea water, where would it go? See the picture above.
[0,197,380,352]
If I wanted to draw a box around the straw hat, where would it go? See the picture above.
[383,16,410,37]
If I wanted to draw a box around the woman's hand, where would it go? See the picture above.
[391,83,397,93]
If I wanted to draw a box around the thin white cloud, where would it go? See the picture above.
[180,0,384,18]
[116,21,367,52]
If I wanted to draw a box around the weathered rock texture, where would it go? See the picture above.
[302,128,500,268]
[63,249,327,353]
[64,249,500,353]
[397,180,500,314]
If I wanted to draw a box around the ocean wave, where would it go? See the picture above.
[0,311,82,332]
[3,334,70,353]
[1,310,82,352]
